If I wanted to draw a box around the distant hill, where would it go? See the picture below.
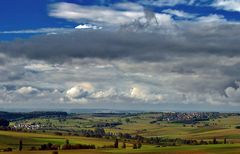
[0,111,68,121]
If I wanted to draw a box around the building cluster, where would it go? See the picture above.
[157,112,220,123]
[13,122,44,130]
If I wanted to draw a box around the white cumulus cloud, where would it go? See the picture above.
[91,88,117,99]
[66,82,93,99]
[17,86,39,95]
[75,24,102,30]
[225,81,240,101]
[129,86,164,102]
[212,0,240,12]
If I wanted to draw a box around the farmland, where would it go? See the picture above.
[0,111,239,153]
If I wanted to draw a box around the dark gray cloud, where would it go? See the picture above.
[1,30,175,61]
[1,21,240,63]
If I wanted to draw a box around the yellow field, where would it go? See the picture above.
[0,130,119,149]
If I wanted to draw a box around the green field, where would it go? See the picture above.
[0,130,120,150]
[0,113,239,154]
[17,115,240,140]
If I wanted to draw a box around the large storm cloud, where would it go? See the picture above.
[1,21,240,62]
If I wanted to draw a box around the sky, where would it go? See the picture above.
[1,0,240,111]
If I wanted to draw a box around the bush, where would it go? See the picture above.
[39,143,59,150]
[52,151,58,154]
[101,145,115,149]
[235,126,240,129]
[30,146,37,151]
[3,148,12,152]
[62,143,96,150]
[200,140,208,145]
[54,132,63,136]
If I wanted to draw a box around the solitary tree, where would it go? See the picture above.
[213,137,217,144]
[114,139,119,148]
[133,143,137,149]
[19,139,23,151]
[122,141,126,149]
[137,142,142,149]
[224,137,227,144]
[65,139,69,145]
[125,118,130,124]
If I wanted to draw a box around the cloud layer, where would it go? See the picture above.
[1,1,240,111]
